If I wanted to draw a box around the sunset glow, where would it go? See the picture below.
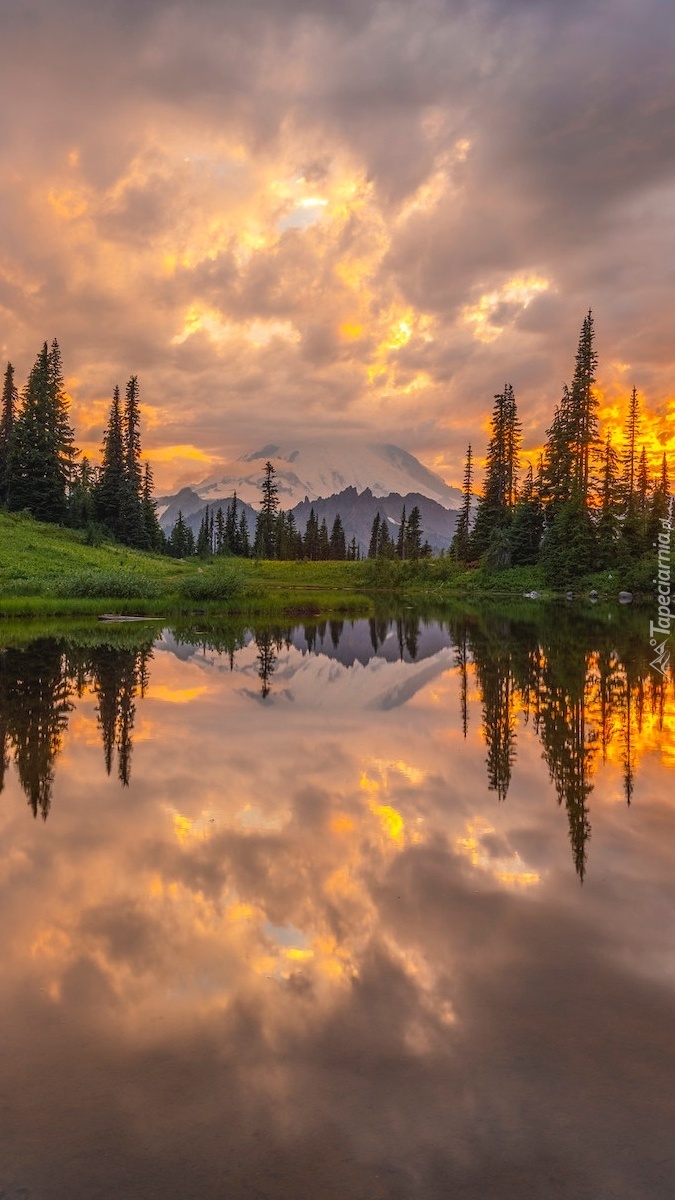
[1,1,672,491]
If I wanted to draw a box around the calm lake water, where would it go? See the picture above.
[1,605,674,1199]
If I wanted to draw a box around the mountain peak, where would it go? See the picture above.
[193,438,461,511]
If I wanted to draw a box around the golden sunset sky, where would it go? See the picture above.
[1,0,674,491]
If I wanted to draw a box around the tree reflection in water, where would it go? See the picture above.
[0,637,154,815]
[0,608,670,884]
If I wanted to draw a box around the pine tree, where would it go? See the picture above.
[304,507,320,560]
[541,384,575,521]
[120,375,146,546]
[238,509,250,558]
[451,444,473,562]
[540,494,596,585]
[318,517,330,559]
[329,514,347,560]
[647,451,670,545]
[596,433,621,567]
[621,386,641,508]
[225,492,239,554]
[142,461,163,551]
[404,505,423,559]
[569,310,599,502]
[47,339,77,493]
[254,461,280,558]
[0,362,18,502]
[68,456,97,528]
[509,462,543,566]
[377,518,395,557]
[7,341,75,522]
[368,513,381,559]
[636,446,650,513]
[196,505,211,556]
[95,385,126,538]
[215,506,226,554]
[470,384,520,558]
[168,510,194,557]
[396,505,406,559]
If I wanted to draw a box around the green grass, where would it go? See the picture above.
[0,510,653,623]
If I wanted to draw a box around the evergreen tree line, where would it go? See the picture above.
[450,311,672,583]
[168,461,431,561]
[366,504,431,560]
[0,343,163,549]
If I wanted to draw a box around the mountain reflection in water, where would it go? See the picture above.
[0,607,674,1199]
[1,609,669,883]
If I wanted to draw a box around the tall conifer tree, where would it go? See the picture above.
[0,362,17,502]
[7,341,75,521]
[96,385,126,537]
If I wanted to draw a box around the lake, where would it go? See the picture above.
[0,603,674,1199]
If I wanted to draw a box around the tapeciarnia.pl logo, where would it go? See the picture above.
[650,516,672,678]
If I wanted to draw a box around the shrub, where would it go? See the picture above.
[178,568,243,602]
[50,570,163,599]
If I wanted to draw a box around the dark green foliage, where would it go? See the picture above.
[142,461,164,551]
[6,341,75,522]
[569,310,599,500]
[318,517,330,559]
[168,510,195,557]
[508,463,543,566]
[396,505,406,558]
[542,313,598,519]
[621,386,640,505]
[540,497,597,586]
[404,505,423,559]
[0,361,17,502]
[451,444,473,562]
[377,518,396,558]
[95,385,126,537]
[119,376,146,547]
[197,505,212,556]
[648,452,670,542]
[596,434,621,567]
[330,514,347,560]
[368,512,381,559]
[68,456,97,528]
[304,507,320,560]
[470,384,520,558]
[254,461,280,558]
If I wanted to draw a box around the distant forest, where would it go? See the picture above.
[0,315,671,580]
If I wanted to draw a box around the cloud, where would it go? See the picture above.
[0,0,673,488]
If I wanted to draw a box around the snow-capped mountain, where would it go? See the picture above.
[187,440,461,510]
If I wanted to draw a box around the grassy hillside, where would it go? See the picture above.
[0,511,646,621]
[0,512,372,618]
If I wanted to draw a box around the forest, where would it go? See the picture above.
[0,314,670,584]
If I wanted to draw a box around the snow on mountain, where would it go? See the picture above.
[155,628,456,712]
[189,440,461,510]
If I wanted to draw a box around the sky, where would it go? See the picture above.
[1,0,674,492]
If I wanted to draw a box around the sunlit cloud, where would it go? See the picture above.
[463,276,551,344]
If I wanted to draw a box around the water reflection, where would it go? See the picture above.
[0,608,674,1199]
[0,638,152,814]
[3,611,670,884]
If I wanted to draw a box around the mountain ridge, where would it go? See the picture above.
[158,485,458,553]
